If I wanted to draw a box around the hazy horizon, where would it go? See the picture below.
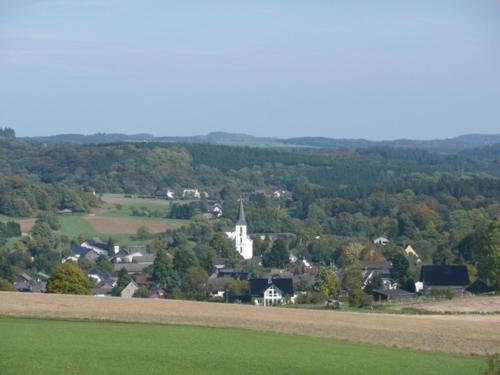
[13,129,500,142]
[1,0,500,140]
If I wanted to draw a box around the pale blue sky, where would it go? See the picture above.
[1,0,500,139]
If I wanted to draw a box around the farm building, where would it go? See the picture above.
[419,265,470,295]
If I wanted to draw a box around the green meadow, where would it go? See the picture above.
[0,317,485,375]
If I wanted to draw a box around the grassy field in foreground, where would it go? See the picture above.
[0,318,484,375]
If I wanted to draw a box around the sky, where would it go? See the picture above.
[1,0,500,140]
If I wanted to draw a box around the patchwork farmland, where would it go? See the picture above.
[9,193,190,245]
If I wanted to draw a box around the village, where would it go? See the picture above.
[12,195,484,309]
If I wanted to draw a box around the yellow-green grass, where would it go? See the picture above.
[0,317,485,375]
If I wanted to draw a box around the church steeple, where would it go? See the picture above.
[236,198,247,226]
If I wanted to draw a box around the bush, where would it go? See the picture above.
[133,286,149,298]
[0,277,15,291]
[348,290,372,308]
[294,291,327,304]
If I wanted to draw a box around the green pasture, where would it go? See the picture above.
[0,317,485,375]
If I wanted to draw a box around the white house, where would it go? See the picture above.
[80,238,108,255]
[250,278,295,306]
[120,280,139,298]
[373,236,390,246]
[182,189,201,199]
[113,251,144,264]
[225,199,253,260]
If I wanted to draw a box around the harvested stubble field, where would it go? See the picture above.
[391,296,500,314]
[0,292,499,355]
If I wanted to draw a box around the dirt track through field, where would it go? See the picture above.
[1,292,499,355]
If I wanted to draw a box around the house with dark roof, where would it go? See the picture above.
[466,278,495,294]
[207,276,235,298]
[79,248,101,262]
[14,272,47,293]
[359,260,393,289]
[113,262,152,274]
[250,278,294,306]
[419,265,470,295]
[207,203,223,219]
[92,279,115,297]
[81,238,108,255]
[154,187,175,199]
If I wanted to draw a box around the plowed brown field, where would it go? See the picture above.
[17,218,36,233]
[1,292,498,355]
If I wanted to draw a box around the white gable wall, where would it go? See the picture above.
[263,285,283,306]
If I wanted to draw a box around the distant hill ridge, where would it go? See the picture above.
[26,131,500,152]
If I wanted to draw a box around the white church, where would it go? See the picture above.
[225,199,253,260]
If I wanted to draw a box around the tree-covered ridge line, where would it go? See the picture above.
[20,128,500,152]
[1,138,499,187]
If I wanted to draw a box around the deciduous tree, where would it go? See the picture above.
[46,263,90,295]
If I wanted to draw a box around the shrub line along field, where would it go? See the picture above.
[0,292,499,355]
[0,317,485,375]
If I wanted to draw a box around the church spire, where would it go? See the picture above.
[236,198,247,225]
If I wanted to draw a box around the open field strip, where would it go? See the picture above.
[83,215,171,234]
[387,295,500,314]
[100,193,173,206]
[0,317,485,375]
[0,292,498,355]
